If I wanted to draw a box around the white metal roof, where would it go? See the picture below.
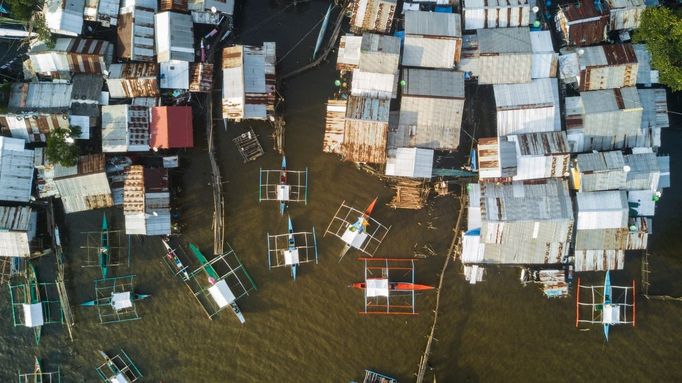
[385,148,434,178]
[494,78,556,109]
[576,191,628,230]
[155,11,195,62]
[0,136,34,203]
[405,11,462,37]
[478,28,531,54]
[55,172,113,214]
[351,70,396,99]
[403,36,457,69]
[402,68,465,98]
[633,44,658,86]
[44,0,85,36]
[160,60,189,89]
[337,35,362,68]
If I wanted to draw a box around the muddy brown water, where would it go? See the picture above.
[2,2,682,382]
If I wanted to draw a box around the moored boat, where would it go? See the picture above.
[351,281,434,291]
[279,156,287,215]
[339,197,377,260]
[287,216,297,280]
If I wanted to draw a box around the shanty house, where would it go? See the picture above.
[323,99,348,155]
[385,148,434,178]
[493,78,561,136]
[350,0,397,34]
[562,43,638,91]
[44,0,84,36]
[0,206,35,258]
[478,132,570,181]
[0,137,34,203]
[107,63,160,98]
[462,0,530,31]
[393,69,465,150]
[555,1,609,47]
[155,12,195,63]
[28,38,113,79]
[123,165,171,236]
[0,113,70,143]
[342,96,389,164]
[53,154,113,214]
[117,0,157,62]
[102,105,150,152]
[606,0,644,31]
[150,106,194,149]
[634,44,659,87]
[402,11,462,68]
[160,0,188,11]
[350,34,401,99]
[336,35,362,71]
[531,31,558,79]
[573,191,632,271]
[471,28,532,84]
[468,179,574,265]
[222,43,277,121]
[638,88,668,148]
[565,87,643,152]
[84,0,120,26]
[570,151,627,192]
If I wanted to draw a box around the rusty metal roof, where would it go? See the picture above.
[107,63,160,98]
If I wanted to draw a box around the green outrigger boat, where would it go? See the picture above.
[26,263,42,345]
[99,215,110,279]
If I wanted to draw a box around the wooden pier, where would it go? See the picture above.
[272,116,285,154]
[206,95,225,256]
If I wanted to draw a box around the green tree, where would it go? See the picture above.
[46,126,80,167]
[31,12,56,49]
[4,0,37,21]
[633,7,682,92]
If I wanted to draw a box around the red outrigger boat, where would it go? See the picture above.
[351,281,434,291]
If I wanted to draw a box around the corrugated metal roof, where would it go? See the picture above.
[0,113,70,143]
[160,0,188,11]
[555,1,609,47]
[350,70,396,99]
[581,87,642,114]
[188,0,235,14]
[402,68,464,98]
[337,35,362,70]
[55,172,113,214]
[607,0,644,31]
[155,11,195,62]
[403,36,458,69]
[494,78,560,135]
[358,34,400,74]
[324,99,346,154]
[658,156,670,189]
[577,151,624,172]
[0,206,31,257]
[574,250,624,272]
[44,0,85,36]
[385,147,434,178]
[343,118,388,164]
[579,43,637,67]
[405,10,462,37]
[463,0,530,31]
[0,137,34,203]
[107,63,159,98]
[0,205,31,231]
[494,77,556,109]
[8,83,72,112]
[578,44,638,90]
[396,96,464,150]
[575,190,628,230]
[530,31,557,79]
[150,106,193,149]
[345,96,389,122]
[160,60,189,89]
[633,44,658,86]
[117,1,158,62]
[639,88,669,129]
[478,136,517,179]
[29,38,112,76]
[511,131,569,156]
[481,179,573,221]
[189,63,214,92]
[222,43,276,120]
[624,152,661,190]
[627,189,656,216]
[478,28,531,54]
[350,0,397,34]
[102,105,150,152]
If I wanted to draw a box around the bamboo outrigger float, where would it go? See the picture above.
[353,258,433,315]
[18,357,61,383]
[95,349,143,383]
[81,214,127,278]
[259,155,309,216]
[324,198,391,261]
[8,262,64,344]
[266,216,319,280]
[576,271,636,341]
[184,243,257,323]
[81,275,150,324]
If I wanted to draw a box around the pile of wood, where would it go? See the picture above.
[389,179,429,209]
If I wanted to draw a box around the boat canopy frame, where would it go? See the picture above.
[95,349,143,383]
[84,275,145,324]
[18,361,61,383]
[575,276,636,329]
[258,167,309,204]
[266,227,319,271]
[8,276,64,336]
[324,201,391,257]
[184,243,258,320]
[363,369,398,383]
[358,258,419,316]
[80,228,128,271]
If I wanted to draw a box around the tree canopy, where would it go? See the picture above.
[4,0,36,21]
[633,7,682,92]
[46,126,80,167]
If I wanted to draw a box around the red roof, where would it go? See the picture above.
[150,106,193,149]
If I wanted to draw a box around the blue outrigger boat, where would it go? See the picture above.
[279,156,287,215]
[99,215,110,279]
[603,271,613,341]
[287,216,298,280]
[576,271,636,342]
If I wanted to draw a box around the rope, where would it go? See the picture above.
[277,10,329,65]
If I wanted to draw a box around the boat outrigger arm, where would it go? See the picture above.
[189,244,246,324]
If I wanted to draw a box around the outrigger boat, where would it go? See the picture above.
[99,215,110,279]
[80,292,150,307]
[339,197,377,260]
[603,271,613,341]
[352,281,434,291]
[26,263,42,345]
[287,216,298,280]
[161,237,190,281]
[279,155,287,215]
[189,243,245,324]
